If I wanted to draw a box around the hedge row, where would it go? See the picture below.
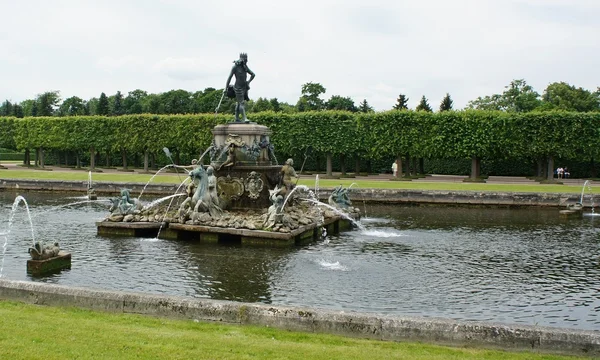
[0,111,598,176]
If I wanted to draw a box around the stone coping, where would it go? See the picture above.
[0,178,584,207]
[0,279,597,356]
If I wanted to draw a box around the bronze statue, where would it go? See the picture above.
[225,53,255,122]
[280,158,297,192]
[217,143,236,171]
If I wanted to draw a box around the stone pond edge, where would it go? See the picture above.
[0,279,598,356]
[0,178,585,207]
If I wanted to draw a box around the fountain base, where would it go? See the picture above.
[26,251,71,275]
[95,216,354,246]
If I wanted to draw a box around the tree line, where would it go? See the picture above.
[2,79,597,118]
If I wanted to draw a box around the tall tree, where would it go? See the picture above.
[541,82,599,112]
[467,94,503,111]
[326,95,357,112]
[467,79,540,112]
[12,104,24,118]
[416,96,432,112]
[439,93,453,111]
[359,99,374,113]
[393,94,409,110]
[124,89,148,114]
[502,79,540,112]
[269,98,281,112]
[251,97,272,112]
[111,91,124,116]
[58,96,86,116]
[97,92,109,115]
[0,100,13,116]
[161,89,193,114]
[36,91,61,116]
[296,82,326,111]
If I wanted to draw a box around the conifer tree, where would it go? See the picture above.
[416,95,433,112]
[97,92,109,115]
[393,94,409,110]
[439,93,453,111]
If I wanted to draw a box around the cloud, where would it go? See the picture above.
[1,0,599,109]
[152,56,224,81]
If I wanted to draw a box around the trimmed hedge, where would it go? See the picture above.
[0,111,599,177]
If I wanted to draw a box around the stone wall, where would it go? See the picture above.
[0,279,597,356]
[0,179,582,207]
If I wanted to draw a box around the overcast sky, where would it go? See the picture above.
[1,0,598,111]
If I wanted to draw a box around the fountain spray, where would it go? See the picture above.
[162,147,182,183]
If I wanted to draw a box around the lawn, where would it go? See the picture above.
[0,168,596,194]
[0,301,583,360]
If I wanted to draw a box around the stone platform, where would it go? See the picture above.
[96,221,165,237]
[96,216,353,247]
[26,251,72,275]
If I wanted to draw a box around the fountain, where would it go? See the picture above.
[95,53,362,245]
[87,171,97,200]
[1,196,71,276]
[560,180,595,218]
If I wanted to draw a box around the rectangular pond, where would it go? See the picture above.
[1,191,599,331]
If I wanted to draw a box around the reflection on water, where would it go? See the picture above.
[1,192,600,330]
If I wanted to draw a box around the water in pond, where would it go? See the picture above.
[1,191,600,330]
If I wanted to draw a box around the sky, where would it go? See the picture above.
[1,0,599,111]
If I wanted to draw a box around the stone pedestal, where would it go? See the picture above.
[211,123,275,167]
[215,165,282,210]
[211,123,281,210]
[26,251,71,275]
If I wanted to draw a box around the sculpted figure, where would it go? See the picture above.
[109,189,140,215]
[28,242,60,260]
[217,143,236,171]
[280,158,297,193]
[263,185,284,229]
[225,53,255,122]
[191,165,223,218]
[178,160,201,220]
[328,185,352,209]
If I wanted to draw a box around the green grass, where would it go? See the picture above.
[0,168,596,194]
[0,301,583,360]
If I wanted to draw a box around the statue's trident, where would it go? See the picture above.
[214,88,226,118]
[295,146,312,186]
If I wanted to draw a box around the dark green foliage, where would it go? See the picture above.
[97,93,109,115]
[467,79,540,112]
[36,91,61,116]
[58,96,86,116]
[439,93,453,112]
[251,97,272,112]
[297,82,326,111]
[12,104,24,118]
[124,89,147,114]
[326,95,357,112]
[111,91,124,116]
[0,100,13,116]
[541,82,600,112]
[359,99,374,113]
[393,94,409,110]
[269,98,281,112]
[160,89,193,114]
[415,96,432,112]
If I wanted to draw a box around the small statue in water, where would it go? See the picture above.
[328,185,352,210]
[109,189,141,215]
[225,52,255,122]
[28,241,60,260]
[263,185,284,229]
[185,165,223,219]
